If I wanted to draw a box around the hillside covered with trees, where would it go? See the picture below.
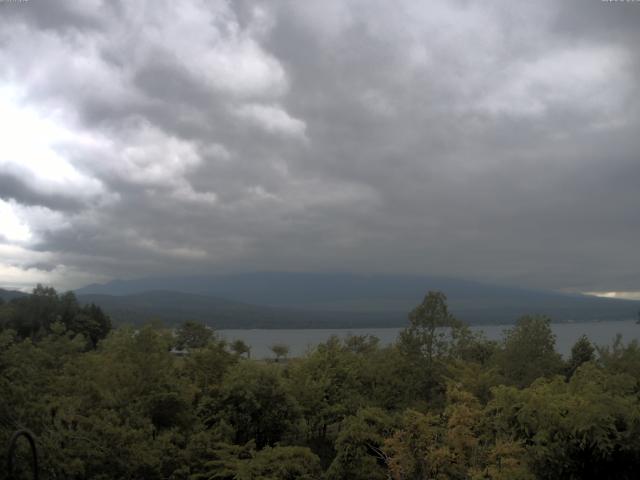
[2,287,640,479]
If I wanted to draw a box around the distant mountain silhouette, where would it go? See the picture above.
[0,288,28,302]
[75,272,640,326]
[76,290,401,329]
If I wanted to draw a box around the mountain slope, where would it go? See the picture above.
[76,272,640,326]
[77,290,402,328]
[0,288,28,302]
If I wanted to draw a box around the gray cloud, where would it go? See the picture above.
[0,170,85,212]
[0,0,639,293]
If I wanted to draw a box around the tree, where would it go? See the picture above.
[237,446,322,480]
[9,284,59,339]
[597,335,640,381]
[488,364,640,479]
[286,335,368,450]
[344,334,380,354]
[496,315,563,387]
[59,290,80,327]
[396,291,467,404]
[566,335,595,379]
[398,291,463,364]
[209,362,300,448]
[270,343,290,362]
[0,288,111,348]
[67,303,112,349]
[384,385,534,480]
[384,409,452,479]
[326,408,393,480]
[175,320,213,350]
[196,443,321,480]
[183,339,237,395]
[230,339,251,358]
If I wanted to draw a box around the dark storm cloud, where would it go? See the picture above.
[0,171,84,212]
[0,0,639,292]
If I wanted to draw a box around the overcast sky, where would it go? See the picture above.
[0,0,639,296]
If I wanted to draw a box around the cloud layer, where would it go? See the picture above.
[0,0,639,293]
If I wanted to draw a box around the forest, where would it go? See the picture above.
[2,287,640,479]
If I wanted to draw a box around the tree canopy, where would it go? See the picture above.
[1,288,639,479]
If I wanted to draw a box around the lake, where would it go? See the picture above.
[219,320,640,359]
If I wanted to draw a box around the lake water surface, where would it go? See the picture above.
[219,320,640,359]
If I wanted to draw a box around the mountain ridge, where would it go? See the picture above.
[73,272,640,327]
[0,288,29,302]
[76,289,404,329]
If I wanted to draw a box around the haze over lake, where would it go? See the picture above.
[220,320,640,359]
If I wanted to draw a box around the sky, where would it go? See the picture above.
[0,0,639,297]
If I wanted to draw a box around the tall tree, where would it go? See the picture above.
[326,408,393,480]
[175,320,213,350]
[496,315,563,387]
[397,291,466,403]
[566,335,595,378]
[398,291,463,363]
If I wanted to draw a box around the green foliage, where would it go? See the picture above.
[287,336,366,443]
[566,334,595,378]
[237,445,322,480]
[488,363,640,479]
[269,343,289,362]
[230,339,251,358]
[195,442,321,480]
[183,339,237,397]
[207,362,301,448]
[0,285,111,348]
[496,315,564,387]
[396,291,471,404]
[195,440,255,480]
[597,335,640,380]
[398,291,463,362]
[175,320,214,350]
[2,288,640,479]
[326,408,393,480]
[383,384,535,480]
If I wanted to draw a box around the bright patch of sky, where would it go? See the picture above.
[587,291,640,301]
